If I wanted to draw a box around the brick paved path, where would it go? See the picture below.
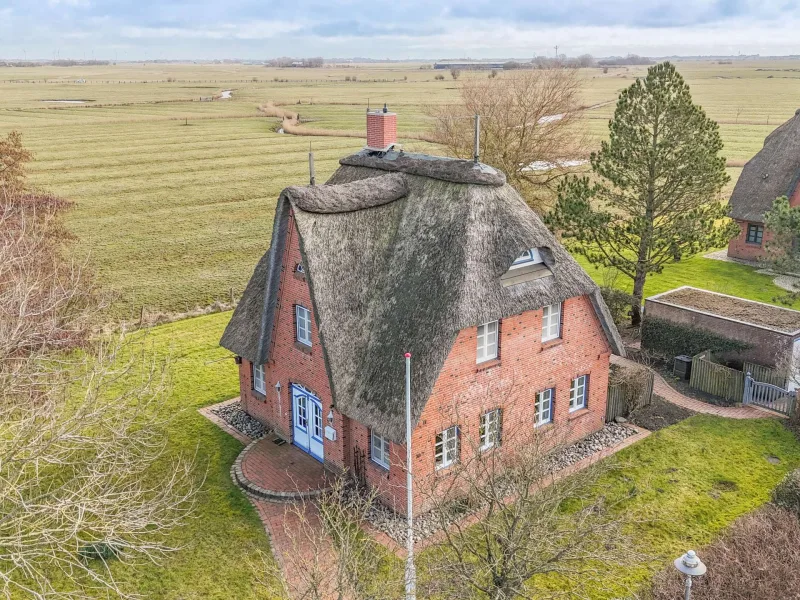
[610,355,784,419]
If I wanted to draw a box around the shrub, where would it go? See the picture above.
[641,317,750,359]
[434,74,445,81]
[649,504,800,600]
[600,286,636,326]
[773,468,800,516]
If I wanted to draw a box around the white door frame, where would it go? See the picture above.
[291,384,324,462]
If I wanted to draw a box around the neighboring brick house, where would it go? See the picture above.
[220,108,626,514]
[728,108,800,261]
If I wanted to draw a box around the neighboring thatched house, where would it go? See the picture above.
[220,108,626,513]
[728,109,800,261]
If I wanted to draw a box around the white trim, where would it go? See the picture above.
[370,430,391,470]
[509,248,544,270]
[253,363,266,394]
[479,409,501,451]
[542,303,562,342]
[476,320,499,363]
[534,388,553,426]
[435,426,459,470]
[296,305,312,346]
[569,375,587,412]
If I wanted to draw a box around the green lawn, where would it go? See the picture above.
[527,416,800,598]
[102,311,276,600]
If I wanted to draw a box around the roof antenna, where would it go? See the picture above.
[473,114,481,164]
[308,143,316,186]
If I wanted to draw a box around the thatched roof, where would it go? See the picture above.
[221,152,625,442]
[729,109,800,222]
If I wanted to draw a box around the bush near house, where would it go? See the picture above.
[773,468,800,516]
[641,316,751,358]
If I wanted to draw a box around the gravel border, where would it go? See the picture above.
[210,401,267,439]
[365,423,637,544]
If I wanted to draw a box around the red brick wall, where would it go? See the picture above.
[727,219,772,261]
[239,210,349,470]
[378,295,613,513]
[366,110,397,149]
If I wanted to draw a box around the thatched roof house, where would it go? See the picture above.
[221,148,624,441]
[728,109,800,260]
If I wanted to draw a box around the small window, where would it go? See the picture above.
[542,303,562,342]
[535,388,553,427]
[510,248,544,269]
[312,406,323,439]
[479,409,502,451]
[253,363,266,394]
[746,223,764,245]
[296,305,312,346]
[371,430,391,469]
[569,375,588,412]
[476,320,499,363]
[435,426,459,470]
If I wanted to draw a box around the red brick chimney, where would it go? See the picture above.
[366,103,397,151]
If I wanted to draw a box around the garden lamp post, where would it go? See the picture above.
[674,550,706,600]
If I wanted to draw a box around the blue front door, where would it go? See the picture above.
[291,384,324,462]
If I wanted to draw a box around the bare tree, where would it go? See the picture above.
[416,394,637,600]
[427,68,584,211]
[450,68,462,80]
[253,475,403,600]
[0,139,198,598]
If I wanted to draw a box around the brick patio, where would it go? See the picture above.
[233,433,333,501]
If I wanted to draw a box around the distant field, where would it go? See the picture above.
[2,60,799,318]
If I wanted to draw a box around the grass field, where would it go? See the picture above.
[2,60,800,318]
[106,311,800,598]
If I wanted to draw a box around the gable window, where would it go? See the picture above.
[479,409,502,451]
[534,388,553,427]
[371,430,390,469]
[253,363,266,394]
[542,303,562,342]
[746,223,764,245]
[510,248,544,269]
[569,375,588,412]
[296,305,312,346]
[435,426,459,470]
[476,320,499,363]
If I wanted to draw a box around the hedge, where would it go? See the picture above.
[641,316,751,358]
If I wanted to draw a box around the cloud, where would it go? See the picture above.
[1,0,800,59]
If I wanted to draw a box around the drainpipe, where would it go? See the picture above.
[404,352,416,600]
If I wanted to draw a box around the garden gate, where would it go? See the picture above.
[744,373,796,417]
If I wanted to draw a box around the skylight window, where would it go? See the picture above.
[510,248,544,269]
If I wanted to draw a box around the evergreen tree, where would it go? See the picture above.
[547,62,736,325]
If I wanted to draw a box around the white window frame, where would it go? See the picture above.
[542,303,562,342]
[479,409,501,451]
[435,426,459,470]
[370,430,391,470]
[569,375,588,412]
[534,388,553,427]
[296,305,312,346]
[510,248,543,269]
[476,320,499,363]
[253,363,266,394]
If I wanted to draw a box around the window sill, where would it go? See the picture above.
[540,338,564,351]
[476,358,501,371]
[568,407,590,420]
[251,390,267,401]
[534,421,554,431]
[370,458,390,473]
[744,242,763,247]
[294,341,312,354]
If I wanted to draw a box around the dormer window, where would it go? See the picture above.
[510,248,544,269]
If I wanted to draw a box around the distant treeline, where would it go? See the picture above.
[597,55,654,66]
[0,60,110,67]
[267,57,324,68]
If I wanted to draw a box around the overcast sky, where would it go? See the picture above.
[2,0,800,60]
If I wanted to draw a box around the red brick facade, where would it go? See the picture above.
[366,109,397,150]
[727,182,800,261]
[238,214,612,513]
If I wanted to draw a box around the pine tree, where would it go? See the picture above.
[547,62,736,325]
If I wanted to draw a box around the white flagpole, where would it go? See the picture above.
[404,352,416,600]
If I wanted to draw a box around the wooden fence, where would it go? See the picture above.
[606,370,654,422]
[744,361,787,388]
[689,351,745,403]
